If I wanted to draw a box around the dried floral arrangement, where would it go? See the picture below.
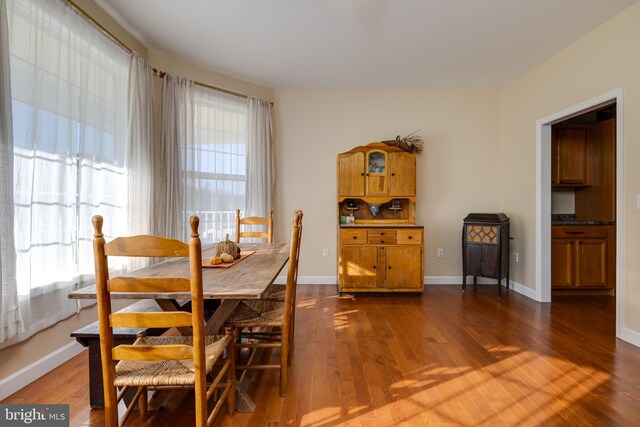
[381,131,424,153]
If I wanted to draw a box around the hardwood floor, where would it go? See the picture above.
[3,285,640,426]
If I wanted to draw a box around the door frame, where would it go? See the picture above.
[535,88,623,337]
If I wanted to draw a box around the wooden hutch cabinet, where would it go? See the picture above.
[337,143,423,293]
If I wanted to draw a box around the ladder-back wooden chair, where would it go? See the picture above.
[92,215,235,427]
[235,208,273,243]
[225,210,302,396]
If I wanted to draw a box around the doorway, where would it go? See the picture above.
[535,88,623,338]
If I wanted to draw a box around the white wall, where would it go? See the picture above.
[273,89,500,280]
[499,2,640,331]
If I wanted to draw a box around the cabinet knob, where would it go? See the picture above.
[353,236,357,240]
[373,265,376,269]
[360,173,364,176]
[366,173,370,176]
[381,240,385,243]
[391,173,395,176]
[408,236,412,240]
[388,266,392,270]
[380,232,384,236]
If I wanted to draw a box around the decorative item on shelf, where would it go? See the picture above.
[388,199,402,214]
[381,130,424,153]
[345,199,359,212]
[346,214,356,225]
[368,203,382,216]
[339,215,348,225]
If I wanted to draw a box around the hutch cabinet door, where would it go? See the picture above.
[340,245,378,289]
[389,152,416,197]
[366,150,388,196]
[551,239,573,288]
[338,152,365,196]
[575,239,607,287]
[386,245,423,289]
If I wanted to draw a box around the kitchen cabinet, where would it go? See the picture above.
[551,225,610,289]
[339,227,423,292]
[552,126,588,186]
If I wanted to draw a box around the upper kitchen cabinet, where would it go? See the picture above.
[338,143,416,199]
[552,126,588,186]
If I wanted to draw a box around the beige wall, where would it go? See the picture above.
[0,0,273,384]
[273,89,500,279]
[499,3,640,330]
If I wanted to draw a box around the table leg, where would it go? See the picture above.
[204,300,240,335]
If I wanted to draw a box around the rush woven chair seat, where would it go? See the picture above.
[113,335,229,387]
[225,210,303,397]
[92,215,235,427]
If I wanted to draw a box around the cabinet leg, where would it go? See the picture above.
[498,278,501,298]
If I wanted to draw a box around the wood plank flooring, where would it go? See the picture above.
[3,285,640,426]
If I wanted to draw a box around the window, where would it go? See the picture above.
[5,0,129,343]
[183,86,247,245]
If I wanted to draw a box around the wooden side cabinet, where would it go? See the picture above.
[338,227,423,292]
[462,213,510,296]
[551,225,610,289]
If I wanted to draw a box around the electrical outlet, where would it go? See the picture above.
[437,248,444,258]
[513,252,519,263]
[323,248,329,258]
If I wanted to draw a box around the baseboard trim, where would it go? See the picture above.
[619,327,640,348]
[425,276,536,300]
[0,341,85,401]
[281,275,536,300]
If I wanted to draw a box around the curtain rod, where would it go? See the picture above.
[67,0,273,106]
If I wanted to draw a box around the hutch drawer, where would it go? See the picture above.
[397,229,422,245]
[340,229,368,244]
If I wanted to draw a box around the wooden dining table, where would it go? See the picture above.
[69,242,289,330]
[68,242,290,412]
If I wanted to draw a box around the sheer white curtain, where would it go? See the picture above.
[186,85,247,244]
[3,0,129,346]
[126,52,154,269]
[246,97,274,218]
[0,0,23,344]
[160,78,248,244]
[157,74,192,240]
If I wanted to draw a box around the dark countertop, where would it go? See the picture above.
[338,224,423,228]
[552,214,615,226]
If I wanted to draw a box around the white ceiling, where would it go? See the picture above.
[96,0,638,90]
